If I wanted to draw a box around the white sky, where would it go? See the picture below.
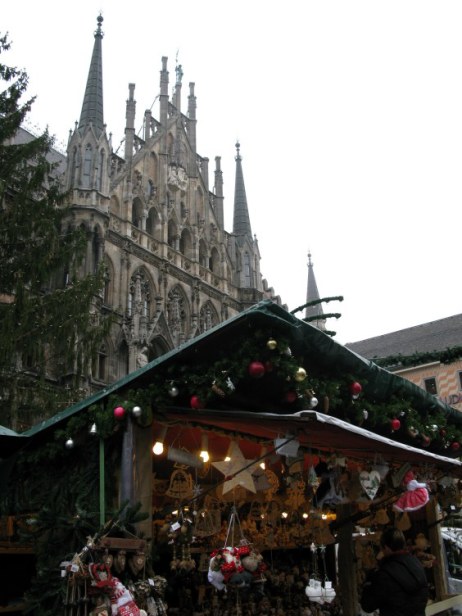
[3,1,462,344]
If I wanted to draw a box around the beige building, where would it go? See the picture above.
[346,314,462,412]
[59,15,282,392]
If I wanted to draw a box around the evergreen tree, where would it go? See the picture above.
[0,35,109,430]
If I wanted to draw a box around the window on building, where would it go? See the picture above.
[424,377,438,395]
[458,371,462,390]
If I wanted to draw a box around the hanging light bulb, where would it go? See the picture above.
[152,425,168,455]
[199,433,209,463]
[259,445,267,470]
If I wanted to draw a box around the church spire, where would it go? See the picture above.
[305,252,326,330]
[232,141,253,244]
[78,14,105,136]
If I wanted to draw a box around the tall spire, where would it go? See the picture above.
[305,252,326,330]
[232,142,252,244]
[78,14,105,135]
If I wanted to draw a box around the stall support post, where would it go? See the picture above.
[337,503,359,616]
[427,498,449,600]
[99,436,105,527]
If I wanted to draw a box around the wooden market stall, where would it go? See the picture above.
[2,300,462,615]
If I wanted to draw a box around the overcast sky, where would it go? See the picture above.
[3,1,462,344]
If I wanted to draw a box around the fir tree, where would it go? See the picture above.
[0,35,110,430]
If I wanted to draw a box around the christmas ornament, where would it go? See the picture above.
[451,442,460,451]
[212,441,259,494]
[285,390,298,403]
[421,435,431,447]
[359,469,381,500]
[65,437,74,449]
[294,367,307,382]
[190,395,204,410]
[168,384,179,397]
[266,338,277,350]
[394,471,429,512]
[362,409,369,420]
[309,396,319,409]
[132,405,142,417]
[408,426,419,438]
[391,418,401,431]
[113,406,126,420]
[350,381,362,395]
[248,361,265,378]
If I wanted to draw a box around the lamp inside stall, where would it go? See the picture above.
[153,425,168,455]
[199,433,210,463]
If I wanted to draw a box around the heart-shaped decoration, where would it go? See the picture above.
[359,469,381,500]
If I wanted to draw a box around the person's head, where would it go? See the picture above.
[380,527,406,553]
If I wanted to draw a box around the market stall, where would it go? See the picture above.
[3,301,462,615]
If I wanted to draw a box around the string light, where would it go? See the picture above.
[152,425,168,455]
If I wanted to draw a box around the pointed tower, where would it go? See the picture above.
[305,252,326,331]
[78,14,105,136]
[66,14,111,201]
[232,141,252,244]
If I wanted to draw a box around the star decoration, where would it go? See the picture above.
[212,441,259,494]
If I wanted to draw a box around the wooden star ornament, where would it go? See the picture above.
[212,441,259,494]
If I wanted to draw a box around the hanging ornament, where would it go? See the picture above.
[362,409,369,420]
[89,423,98,435]
[266,338,277,350]
[408,426,419,438]
[294,367,307,382]
[248,361,265,378]
[309,396,319,409]
[451,442,460,452]
[113,406,126,420]
[350,381,362,396]
[190,395,204,410]
[285,390,298,403]
[65,437,74,449]
[168,384,179,397]
[132,405,142,418]
[421,434,431,447]
[391,418,401,432]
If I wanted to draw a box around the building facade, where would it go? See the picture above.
[61,15,282,392]
[346,314,462,412]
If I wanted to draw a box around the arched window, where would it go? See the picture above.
[179,228,192,258]
[82,144,93,188]
[132,197,143,228]
[146,207,160,238]
[168,219,177,248]
[97,149,105,191]
[199,239,208,268]
[93,343,107,382]
[244,252,252,287]
[210,246,220,274]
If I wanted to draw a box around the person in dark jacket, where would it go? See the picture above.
[360,527,429,616]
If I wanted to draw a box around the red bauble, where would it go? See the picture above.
[248,361,265,378]
[285,391,298,404]
[391,418,401,431]
[421,435,431,447]
[113,406,126,420]
[190,395,204,410]
[349,381,362,395]
[451,441,460,451]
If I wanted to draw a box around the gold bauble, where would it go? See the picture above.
[294,367,307,382]
[266,338,278,350]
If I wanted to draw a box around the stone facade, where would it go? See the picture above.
[61,16,282,393]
